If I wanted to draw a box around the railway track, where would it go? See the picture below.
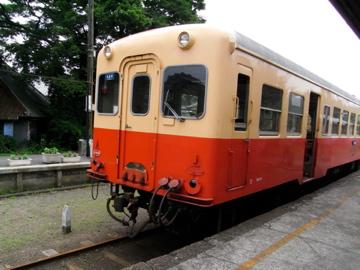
[0,184,93,200]
[9,233,127,269]
[8,227,191,270]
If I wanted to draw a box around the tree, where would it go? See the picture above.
[0,0,205,148]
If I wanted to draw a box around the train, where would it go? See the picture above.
[87,24,360,230]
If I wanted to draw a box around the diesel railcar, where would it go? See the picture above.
[87,24,360,228]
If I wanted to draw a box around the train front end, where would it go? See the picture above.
[87,25,237,229]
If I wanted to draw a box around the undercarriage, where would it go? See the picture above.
[105,180,183,236]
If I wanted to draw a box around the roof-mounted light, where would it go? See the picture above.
[104,45,112,59]
[178,31,194,49]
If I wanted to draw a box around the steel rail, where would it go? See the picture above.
[0,184,95,200]
[8,234,128,269]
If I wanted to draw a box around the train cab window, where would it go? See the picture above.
[331,107,341,135]
[235,74,250,131]
[162,65,206,119]
[97,72,120,114]
[287,93,304,135]
[259,85,283,135]
[349,113,356,136]
[341,110,349,135]
[322,106,331,135]
[357,115,360,136]
[132,75,150,115]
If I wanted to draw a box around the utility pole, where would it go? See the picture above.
[86,0,94,157]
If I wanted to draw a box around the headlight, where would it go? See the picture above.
[103,45,112,59]
[178,31,194,49]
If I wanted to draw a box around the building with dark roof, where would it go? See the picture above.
[329,0,360,38]
[0,61,49,142]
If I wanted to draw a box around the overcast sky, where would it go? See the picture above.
[200,0,360,97]
[1,0,358,97]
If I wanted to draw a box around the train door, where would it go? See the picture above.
[228,64,252,189]
[119,58,160,190]
[303,92,320,177]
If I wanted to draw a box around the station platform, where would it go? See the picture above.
[128,170,360,270]
[0,154,89,167]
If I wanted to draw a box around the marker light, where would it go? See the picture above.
[104,45,112,59]
[178,31,193,49]
[184,178,201,195]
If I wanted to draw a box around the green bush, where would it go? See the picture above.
[62,151,78,157]
[18,140,44,154]
[0,135,17,153]
[42,147,60,154]
[9,154,29,160]
[47,119,83,150]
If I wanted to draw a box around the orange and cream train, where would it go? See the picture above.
[87,24,360,227]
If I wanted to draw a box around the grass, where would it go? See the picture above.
[0,237,33,251]
[0,187,115,255]
[0,188,16,196]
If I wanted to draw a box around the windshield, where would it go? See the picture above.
[162,65,206,119]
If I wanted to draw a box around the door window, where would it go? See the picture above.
[235,74,250,131]
[132,75,150,115]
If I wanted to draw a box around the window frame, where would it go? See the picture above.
[96,71,121,116]
[3,122,14,137]
[322,105,331,136]
[341,110,349,136]
[331,107,341,135]
[234,73,250,132]
[287,92,304,136]
[356,115,360,136]
[160,64,208,120]
[259,84,283,136]
[349,112,356,136]
[130,73,151,116]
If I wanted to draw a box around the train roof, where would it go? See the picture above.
[105,24,358,105]
[234,31,360,106]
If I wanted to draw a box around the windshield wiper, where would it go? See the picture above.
[164,90,185,122]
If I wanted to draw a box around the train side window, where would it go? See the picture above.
[97,72,120,114]
[259,85,283,135]
[349,113,356,136]
[132,75,150,115]
[234,74,250,131]
[357,115,360,136]
[322,105,331,135]
[287,93,304,135]
[341,110,349,135]
[331,107,341,135]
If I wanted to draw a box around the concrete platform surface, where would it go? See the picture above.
[127,171,360,270]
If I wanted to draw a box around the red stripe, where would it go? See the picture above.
[91,127,360,206]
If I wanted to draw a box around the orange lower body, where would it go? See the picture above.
[89,127,360,206]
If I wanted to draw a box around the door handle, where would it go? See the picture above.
[125,124,132,129]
